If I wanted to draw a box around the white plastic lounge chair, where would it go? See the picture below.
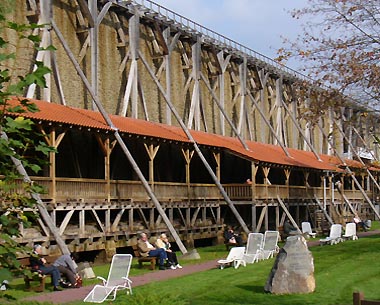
[319,224,343,245]
[301,222,317,238]
[343,222,358,240]
[262,231,280,259]
[217,246,246,269]
[84,254,133,303]
[242,233,264,264]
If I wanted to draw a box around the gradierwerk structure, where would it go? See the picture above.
[3,0,380,259]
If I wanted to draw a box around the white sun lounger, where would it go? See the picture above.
[319,224,343,245]
[217,246,246,269]
[84,254,133,303]
[343,222,358,240]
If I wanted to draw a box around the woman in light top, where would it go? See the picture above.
[155,234,182,269]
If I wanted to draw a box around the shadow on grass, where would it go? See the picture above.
[236,284,266,294]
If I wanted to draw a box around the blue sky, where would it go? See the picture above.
[150,0,308,70]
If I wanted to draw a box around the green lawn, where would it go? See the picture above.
[2,223,380,305]
[110,235,380,305]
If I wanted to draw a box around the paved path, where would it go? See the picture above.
[24,259,220,304]
[24,230,379,304]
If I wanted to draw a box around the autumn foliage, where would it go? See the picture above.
[278,0,380,109]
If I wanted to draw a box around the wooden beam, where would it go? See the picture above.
[110,11,127,47]
[111,209,125,232]
[191,207,201,226]
[255,205,267,233]
[96,1,112,27]
[153,22,169,55]
[277,195,301,233]
[91,209,105,233]
[77,0,94,28]
[137,208,149,229]
[177,207,187,228]
[59,210,75,235]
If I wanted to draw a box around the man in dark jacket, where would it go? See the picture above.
[29,244,63,291]
[224,226,243,246]
[137,232,167,270]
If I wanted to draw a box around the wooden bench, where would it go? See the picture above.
[19,257,50,292]
[224,241,238,251]
[132,245,156,270]
[353,292,380,305]
[278,226,287,241]
[24,272,47,292]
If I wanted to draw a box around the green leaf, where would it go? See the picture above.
[0,36,7,48]
[0,53,15,61]
[29,164,41,174]
[27,34,41,43]
[0,268,12,282]
[36,141,56,155]
[5,116,33,132]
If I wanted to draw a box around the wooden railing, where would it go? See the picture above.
[353,292,380,305]
[13,176,373,203]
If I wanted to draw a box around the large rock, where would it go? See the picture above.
[77,262,96,279]
[264,235,315,294]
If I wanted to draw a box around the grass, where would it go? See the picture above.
[1,222,380,305]
[114,236,380,305]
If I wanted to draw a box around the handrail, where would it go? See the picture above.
[125,0,375,112]
[131,0,308,81]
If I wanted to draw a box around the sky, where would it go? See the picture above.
[147,0,309,71]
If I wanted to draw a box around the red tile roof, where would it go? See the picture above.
[5,97,369,172]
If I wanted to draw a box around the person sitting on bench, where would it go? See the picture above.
[353,214,370,231]
[224,226,243,246]
[284,219,298,236]
[53,252,81,288]
[155,233,182,269]
[29,244,63,291]
[137,232,167,270]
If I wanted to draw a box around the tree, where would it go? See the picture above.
[277,0,380,109]
[0,2,54,282]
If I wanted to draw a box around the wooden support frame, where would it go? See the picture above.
[13,0,380,257]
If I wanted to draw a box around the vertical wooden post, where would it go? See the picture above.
[285,169,290,200]
[276,205,280,230]
[105,210,110,233]
[105,138,111,202]
[89,0,98,110]
[251,163,257,201]
[49,129,56,203]
[169,207,173,223]
[353,291,363,305]
[251,163,257,232]
[79,210,85,235]
[144,144,159,190]
[251,204,257,232]
[186,208,191,227]
[150,208,154,230]
[163,27,172,125]
[213,152,220,181]
[96,136,115,202]
[182,149,194,199]
[129,208,134,232]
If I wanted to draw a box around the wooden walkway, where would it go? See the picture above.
[23,230,379,304]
